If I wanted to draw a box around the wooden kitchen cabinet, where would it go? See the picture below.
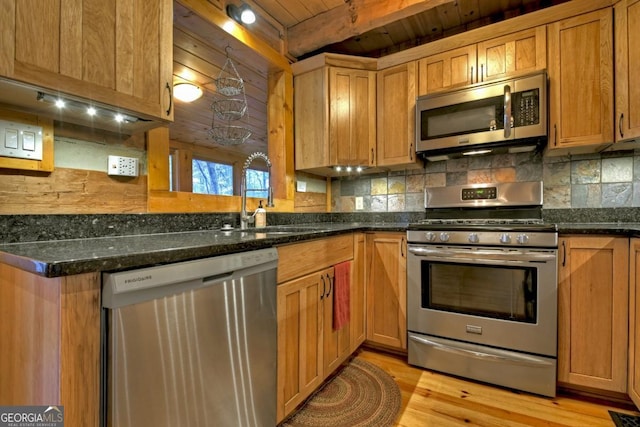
[0,0,174,121]
[557,236,628,394]
[630,238,640,408]
[476,27,547,83]
[275,234,357,422]
[376,63,421,168]
[0,263,101,427]
[293,55,376,175]
[277,268,326,421]
[614,0,640,144]
[417,45,476,94]
[365,232,407,351]
[350,232,366,353]
[417,27,546,95]
[547,9,614,155]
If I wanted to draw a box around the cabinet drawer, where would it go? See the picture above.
[276,234,353,283]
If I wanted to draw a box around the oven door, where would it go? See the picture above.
[407,244,557,357]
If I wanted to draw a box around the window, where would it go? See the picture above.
[245,168,269,199]
[192,159,233,195]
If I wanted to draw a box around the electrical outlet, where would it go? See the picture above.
[108,155,139,177]
[355,197,364,210]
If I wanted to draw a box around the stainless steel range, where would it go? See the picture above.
[406,181,558,397]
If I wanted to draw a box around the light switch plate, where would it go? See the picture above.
[355,197,364,210]
[108,155,139,177]
[0,119,43,160]
[297,180,307,192]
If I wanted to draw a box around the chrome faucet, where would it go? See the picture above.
[240,152,274,229]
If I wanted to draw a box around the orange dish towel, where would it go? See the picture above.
[333,261,351,331]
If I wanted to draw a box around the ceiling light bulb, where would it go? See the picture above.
[356,166,363,172]
[55,99,65,108]
[346,166,352,172]
[335,166,342,172]
[240,7,255,24]
[173,82,203,102]
[87,107,97,116]
[114,113,124,123]
[227,3,255,25]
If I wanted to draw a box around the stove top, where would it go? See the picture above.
[408,182,557,247]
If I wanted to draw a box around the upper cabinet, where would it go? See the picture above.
[417,45,476,94]
[0,0,174,121]
[614,0,640,144]
[477,27,547,83]
[546,9,614,155]
[417,27,546,96]
[293,55,376,175]
[377,62,421,168]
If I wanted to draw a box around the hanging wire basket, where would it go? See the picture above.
[208,125,252,146]
[215,57,244,96]
[211,97,247,121]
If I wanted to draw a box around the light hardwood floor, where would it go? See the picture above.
[357,349,640,427]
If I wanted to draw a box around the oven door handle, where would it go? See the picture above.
[409,335,555,368]
[407,246,556,262]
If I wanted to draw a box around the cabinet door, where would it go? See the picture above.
[630,238,640,409]
[0,0,173,121]
[294,67,329,170]
[558,236,628,393]
[276,270,325,423]
[330,68,376,167]
[322,266,351,376]
[477,27,546,83]
[376,62,420,168]
[366,232,407,350]
[350,233,366,352]
[547,10,614,154]
[417,45,476,95]
[615,0,640,143]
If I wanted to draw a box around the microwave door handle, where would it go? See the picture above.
[504,84,512,138]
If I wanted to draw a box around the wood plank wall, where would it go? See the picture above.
[0,168,147,214]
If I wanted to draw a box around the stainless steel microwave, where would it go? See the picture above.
[415,71,547,161]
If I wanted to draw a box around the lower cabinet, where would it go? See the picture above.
[558,236,629,394]
[630,238,640,408]
[351,232,367,353]
[277,267,329,421]
[0,263,101,427]
[365,232,407,351]
[276,234,362,423]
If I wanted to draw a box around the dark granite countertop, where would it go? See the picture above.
[556,223,640,236]
[0,223,407,278]
[3,212,640,278]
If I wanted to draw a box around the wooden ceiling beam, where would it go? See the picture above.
[286,0,455,57]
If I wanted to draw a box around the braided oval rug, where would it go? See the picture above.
[281,358,401,427]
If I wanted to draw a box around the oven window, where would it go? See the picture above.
[421,261,537,323]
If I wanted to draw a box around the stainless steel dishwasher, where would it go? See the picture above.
[101,248,278,427]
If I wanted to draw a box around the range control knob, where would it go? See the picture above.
[499,233,511,244]
[439,232,450,242]
[424,232,436,242]
[468,233,479,243]
[516,234,530,245]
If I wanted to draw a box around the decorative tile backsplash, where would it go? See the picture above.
[331,149,640,212]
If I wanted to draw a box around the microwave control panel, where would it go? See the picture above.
[513,89,539,127]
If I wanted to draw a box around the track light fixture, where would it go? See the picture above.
[226,3,256,25]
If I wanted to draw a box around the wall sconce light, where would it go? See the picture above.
[173,82,204,102]
[227,3,256,25]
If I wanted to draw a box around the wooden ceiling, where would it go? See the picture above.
[170,0,569,158]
